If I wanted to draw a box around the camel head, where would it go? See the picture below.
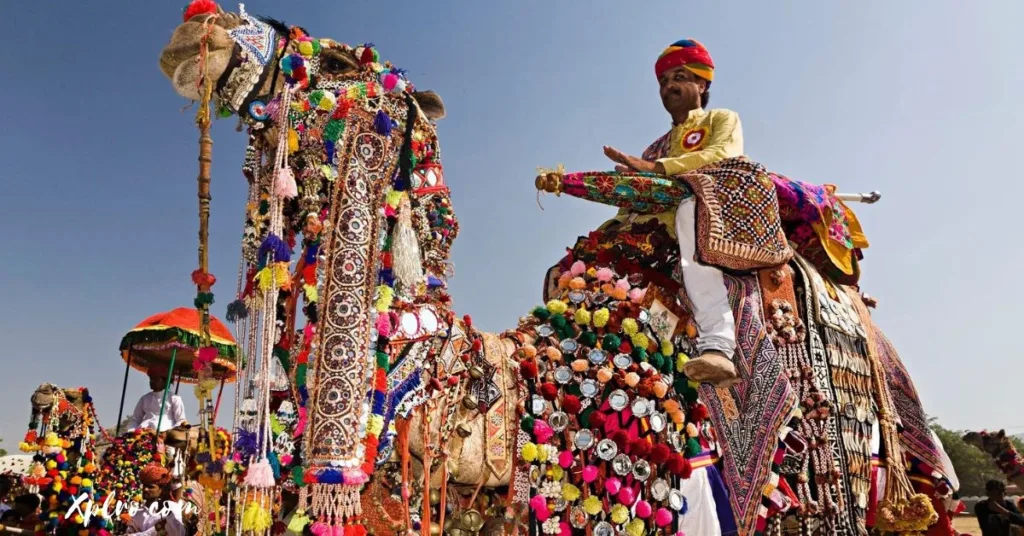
[159,1,460,480]
[963,429,1007,455]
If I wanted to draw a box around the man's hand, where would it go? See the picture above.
[604,146,657,173]
[991,501,1011,516]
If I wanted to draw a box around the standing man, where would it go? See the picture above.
[975,480,1024,536]
[603,39,743,386]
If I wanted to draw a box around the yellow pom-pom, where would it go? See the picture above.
[688,379,700,389]
[574,308,591,326]
[593,308,610,328]
[52,483,62,493]
[386,190,404,208]
[367,415,385,436]
[676,353,690,372]
[224,461,236,474]
[625,518,645,536]
[631,333,649,350]
[520,443,538,463]
[73,514,84,525]
[303,284,318,303]
[81,479,93,488]
[686,423,698,438]
[546,300,568,315]
[562,484,581,502]
[536,445,550,463]
[45,460,57,470]
[287,129,299,154]
[550,466,563,480]
[298,41,314,57]
[375,285,395,312]
[661,340,674,357]
[621,318,638,336]
[242,502,273,532]
[610,504,629,525]
[583,496,602,515]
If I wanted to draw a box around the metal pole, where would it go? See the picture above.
[115,347,133,437]
[155,347,178,434]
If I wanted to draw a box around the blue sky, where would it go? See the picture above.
[1,1,1022,452]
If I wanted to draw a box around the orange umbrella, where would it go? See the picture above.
[119,307,239,384]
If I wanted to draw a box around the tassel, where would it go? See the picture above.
[391,196,423,289]
[374,110,392,136]
[274,167,298,199]
[309,522,329,536]
[244,458,277,488]
[287,510,311,533]
[242,501,273,532]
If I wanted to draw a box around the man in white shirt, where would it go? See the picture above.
[127,363,188,433]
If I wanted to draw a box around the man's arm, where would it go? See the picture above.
[126,396,146,432]
[656,110,743,176]
[1004,500,1024,526]
[170,396,188,427]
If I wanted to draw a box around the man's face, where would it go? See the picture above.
[658,66,705,116]
[143,482,163,502]
[149,374,167,392]
[989,484,1006,502]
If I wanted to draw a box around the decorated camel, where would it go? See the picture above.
[159,3,953,535]
[964,430,1024,492]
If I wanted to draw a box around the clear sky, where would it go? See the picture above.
[1,1,1022,452]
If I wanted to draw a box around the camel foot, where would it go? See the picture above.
[682,351,739,387]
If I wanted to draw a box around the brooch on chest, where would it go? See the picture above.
[680,126,709,152]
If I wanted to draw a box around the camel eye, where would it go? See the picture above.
[321,53,354,74]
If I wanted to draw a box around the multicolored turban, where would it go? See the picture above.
[140,463,171,486]
[655,39,714,81]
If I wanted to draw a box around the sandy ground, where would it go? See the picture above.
[952,515,980,534]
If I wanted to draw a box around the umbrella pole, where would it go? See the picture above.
[115,347,133,437]
[175,374,181,395]
[156,347,178,435]
[212,377,226,424]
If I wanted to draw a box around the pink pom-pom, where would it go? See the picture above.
[293,407,308,437]
[198,346,218,363]
[274,167,298,199]
[558,450,574,469]
[535,505,550,523]
[596,268,614,282]
[570,261,586,276]
[614,278,630,291]
[559,522,571,536]
[533,420,554,443]
[605,477,621,495]
[529,495,547,513]
[382,73,399,92]
[582,465,598,483]
[628,288,646,303]
[617,486,636,507]
[310,522,329,536]
[375,314,392,337]
[654,508,673,528]
[635,500,652,518]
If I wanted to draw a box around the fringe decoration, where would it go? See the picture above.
[846,288,938,533]
[391,195,423,289]
[244,458,277,488]
[308,482,363,527]
[274,167,298,199]
[242,501,273,532]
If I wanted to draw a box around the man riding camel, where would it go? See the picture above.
[127,363,188,433]
[603,39,745,386]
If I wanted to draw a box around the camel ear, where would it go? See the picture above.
[998,429,1006,438]
[412,90,446,121]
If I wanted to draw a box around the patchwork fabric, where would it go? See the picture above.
[682,158,793,271]
[641,133,792,271]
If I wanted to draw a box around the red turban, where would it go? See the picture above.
[139,463,171,486]
[655,39,714,81]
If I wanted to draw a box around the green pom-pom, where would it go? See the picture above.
[292,466,306,487]
[685,438,702,458]
[259,200,270,215]
[376,351,390,370]
[633,348,647,362]
[579,331,598,348]
[296,364,307,386]
[602,334,621,350]
[216,105,233,118]
[580,407,594,428]
[323,119,346,141]
[532,307,551,321]
[649,353,664,370]
[520,415,535,434]
[273,346,291,371]
[551,315,567,329]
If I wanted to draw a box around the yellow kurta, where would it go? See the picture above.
[604,107,744,237]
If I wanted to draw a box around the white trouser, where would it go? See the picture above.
[677,468,722,536]
[675,198,736,356]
